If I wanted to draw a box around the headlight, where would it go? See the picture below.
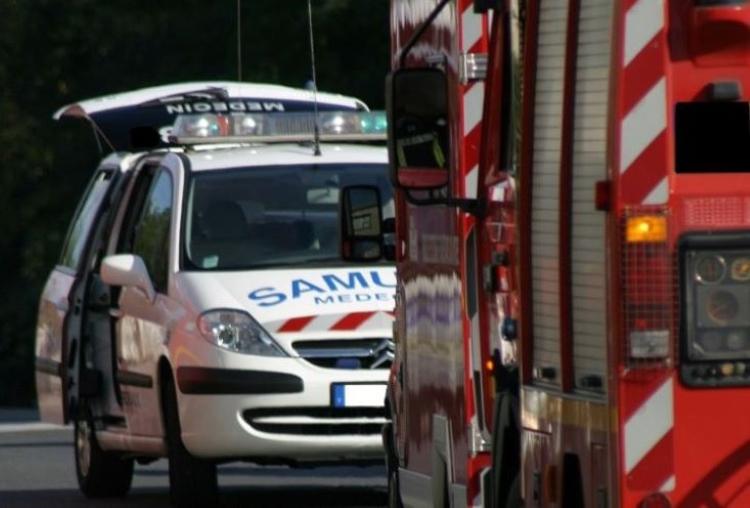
[197,310,286,356]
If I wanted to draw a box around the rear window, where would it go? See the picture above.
[675,102,750,173]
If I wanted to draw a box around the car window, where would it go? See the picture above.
[131,170,173,293]
[59,170,113,270]
[184,163,393,270]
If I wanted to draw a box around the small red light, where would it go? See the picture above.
[639,493,671,508]
[634,318,649,331]
[595,180,611,211]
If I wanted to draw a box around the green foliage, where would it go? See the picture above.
[0,0,388,406]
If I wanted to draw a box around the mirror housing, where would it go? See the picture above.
[340,185,384,262]
[100,254,156,303]
[386,68,450,190]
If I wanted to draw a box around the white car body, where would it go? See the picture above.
[35,84,394,475]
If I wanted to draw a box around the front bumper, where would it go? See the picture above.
[176,356,388,462]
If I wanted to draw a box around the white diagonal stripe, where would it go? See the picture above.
[359,311,395,331]
[624,376,673,472]
[623,0,664,66]
[463,82,485,135]
[642,176,669,204]
[462,6,483,51]
[660,475,676,492]
[306,313,346,331]
[465,164,479,199]
[620,77,666,172]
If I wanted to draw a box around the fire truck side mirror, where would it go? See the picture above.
[340,185,384,262]
[386,68,450,191]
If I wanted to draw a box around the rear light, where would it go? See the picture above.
[622,208,672,366]
[626,215,668,243]
[639,492,672,508]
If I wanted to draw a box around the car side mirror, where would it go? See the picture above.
[386,67,450,190]
[340,185,384,262]
[100,254,156,303]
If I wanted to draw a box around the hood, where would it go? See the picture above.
[176,266,396,345]
[54,81,367,152]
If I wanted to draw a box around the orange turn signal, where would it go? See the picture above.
[626,215,667,243]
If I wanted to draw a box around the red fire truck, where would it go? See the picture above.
[352,0,750,506]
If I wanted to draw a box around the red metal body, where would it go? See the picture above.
[388,1,505,506]
[390,0,750,506]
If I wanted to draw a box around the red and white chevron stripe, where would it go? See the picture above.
[619,0,669,205]
[618,0,675,492]
[623,374,675,492]
[460,0,488,201]
[267,311,394,334]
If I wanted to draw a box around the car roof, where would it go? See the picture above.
[184,143,388,171]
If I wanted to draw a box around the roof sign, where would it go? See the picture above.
[169,111,387,145]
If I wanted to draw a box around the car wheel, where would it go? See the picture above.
[74,408,134,498]
[162,372,218,508]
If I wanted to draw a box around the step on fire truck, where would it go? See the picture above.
[367,0,750,506]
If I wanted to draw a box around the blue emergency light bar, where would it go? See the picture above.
[169,110,387,145]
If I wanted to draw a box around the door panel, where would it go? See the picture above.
[570,0,613,393]
[35,166,120,424]
[114,165,177,437]
[530,0,570,387]
[35,270,75,424]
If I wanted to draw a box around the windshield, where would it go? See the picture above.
[183,163,393,270]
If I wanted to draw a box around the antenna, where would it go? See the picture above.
[307,0,322,156]
[237,0,242,81]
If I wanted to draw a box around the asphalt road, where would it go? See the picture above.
[0,408,387,508]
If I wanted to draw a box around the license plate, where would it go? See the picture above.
[331,383,386,408]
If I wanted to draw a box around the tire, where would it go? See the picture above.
[388,468,404,508]
[383,423,404,508]
[507,474,521,508]
[162,373,218,508]
[491,384,521,508]
[74,408,134,498]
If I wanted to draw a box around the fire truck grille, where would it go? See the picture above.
[292,338,394,370]
[242,407,386,435]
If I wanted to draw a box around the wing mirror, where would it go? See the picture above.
[100,254,156,303]
[386,67,450,190]
[340,185,384,262]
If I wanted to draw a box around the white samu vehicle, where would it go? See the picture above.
[34,82,395,506]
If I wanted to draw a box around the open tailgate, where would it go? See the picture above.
[54,81,367,151]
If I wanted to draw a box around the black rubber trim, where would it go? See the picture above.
[35,357,63,377]
[176,367,304,395]
[116,370,154,388]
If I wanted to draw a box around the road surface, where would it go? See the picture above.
[0,408,387,508]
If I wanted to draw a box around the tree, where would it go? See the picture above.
[0,0,388,406]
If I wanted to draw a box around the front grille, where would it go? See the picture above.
[293,338,394,369]
[242,407,387,435]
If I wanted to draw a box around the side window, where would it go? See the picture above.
[131,170,173,293]
[60,170,113,270]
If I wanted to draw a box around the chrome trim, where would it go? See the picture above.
[294,338,394,370]
[468,416,492,455]
[253,416,388,425]
[460,52,488,83]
